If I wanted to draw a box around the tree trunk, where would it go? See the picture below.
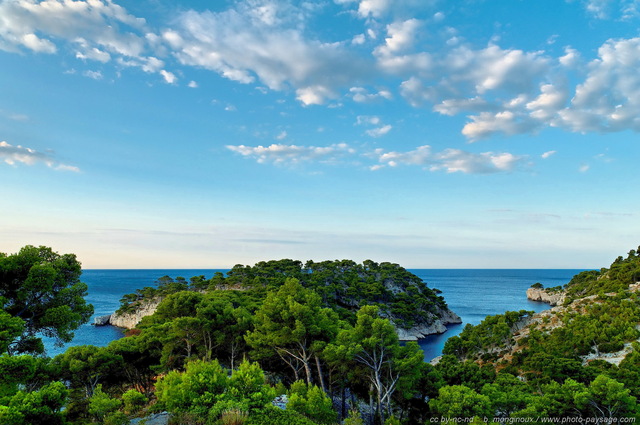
[314,354,326,393]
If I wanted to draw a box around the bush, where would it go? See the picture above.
[220,409,248,425]
[343,409,364,425]
[245,407,318,425]
[88,385,121,422]
[597,341,625,353]
[104,411,129,425]
[122,389,147,415]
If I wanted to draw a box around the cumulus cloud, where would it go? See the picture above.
[226,142,355,165]
[350,86,393,103]
[6,0,640,141]
[82,69,103,80]
[576,0,640,19]
[0,0,178,83]
[371,145,526,173]
[165,1,369,105]
[0,141,79,171]
[557,37,640,133]
[226,140,528,175]
[356,115,392,137]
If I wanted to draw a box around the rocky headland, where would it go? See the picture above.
[526,286,566,306]
[396,306,461,340]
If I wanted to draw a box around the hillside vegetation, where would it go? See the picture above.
[117,259,453,330]
[3,246,640,424]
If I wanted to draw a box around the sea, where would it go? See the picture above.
[42,269,584,361]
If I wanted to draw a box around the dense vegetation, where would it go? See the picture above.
[117,259,449,329]
[2,245,640,424]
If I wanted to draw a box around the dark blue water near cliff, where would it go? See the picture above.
[44,269,584,359]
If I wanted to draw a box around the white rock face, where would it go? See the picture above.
[396,307,462,341]
[109,297,163,329]
[526,287,566,306]
[93,315,112,326]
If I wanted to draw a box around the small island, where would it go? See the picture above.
[100,259,462,340]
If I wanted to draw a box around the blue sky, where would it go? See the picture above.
[0,0,638,269]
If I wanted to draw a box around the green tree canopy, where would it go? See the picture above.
[0,245,93,355]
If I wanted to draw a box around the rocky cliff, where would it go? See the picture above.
[108,297,164,329]
[526,287,566,306]
[396,306,462,341]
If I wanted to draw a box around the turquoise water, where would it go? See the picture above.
[43,268,584,359]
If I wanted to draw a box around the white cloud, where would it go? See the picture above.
[166,2,368,105]
[357,115,381,125]
[366,124,392,137]
[372,145,526,173]
[579,163,591,172]
[21,33,56,53]
[575,0,640,19]
[356,0,393,18]
[356,115,392,137]
[380,19,422,54]
[557,37,640,133]
[188,80,198,88]
[0,0,146,55]
[541,150,557,159]
[462,110,539,141]
[0,0,182,83]
[226,142,355,165]
[160,69,177,84]
[0,141,79,171]
[83,70,103,80]
[352,33,366,45]
[350,86,393,103]
[276,130,287,140]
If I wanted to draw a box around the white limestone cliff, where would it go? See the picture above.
[396,306,462,341]
[526,287,566,306]
[108,297,164,329]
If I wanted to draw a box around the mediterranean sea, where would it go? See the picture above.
[43,268,584,360]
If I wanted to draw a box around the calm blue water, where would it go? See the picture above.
[43,269,584,360]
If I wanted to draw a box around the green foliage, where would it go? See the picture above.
[88,384,122,422]
[244,407,319,425]
[342,409,365,425]
[104,411,130,425]
[52,344,125,396]
[122,388,147,415]
[326,305,423,424]
[286,381,337,424]
[155,359,276,422]
[564,247,640,299]
[220,408,249,425]
[246,278,339,385]
[428,384,492,418]
[443,310,532,360]
[118,259,450,337]
[436,356,496,393]
[4,381,68,425]
[0,245,93,354]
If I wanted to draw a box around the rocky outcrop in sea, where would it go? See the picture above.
[526,287,566,306]
[396,306,462,341]
[102,297,164,329]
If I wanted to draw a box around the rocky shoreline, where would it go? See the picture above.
[526,286,566,306]
[96,296,462,341]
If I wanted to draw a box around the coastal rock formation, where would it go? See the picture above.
[109,297,163,329]
[396,306,462,341]
[526,287,566,306]
[93,315,111,326]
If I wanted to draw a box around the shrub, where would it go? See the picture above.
[122,389,147,415]
[245,407,318,425]
[220,409,248,425]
